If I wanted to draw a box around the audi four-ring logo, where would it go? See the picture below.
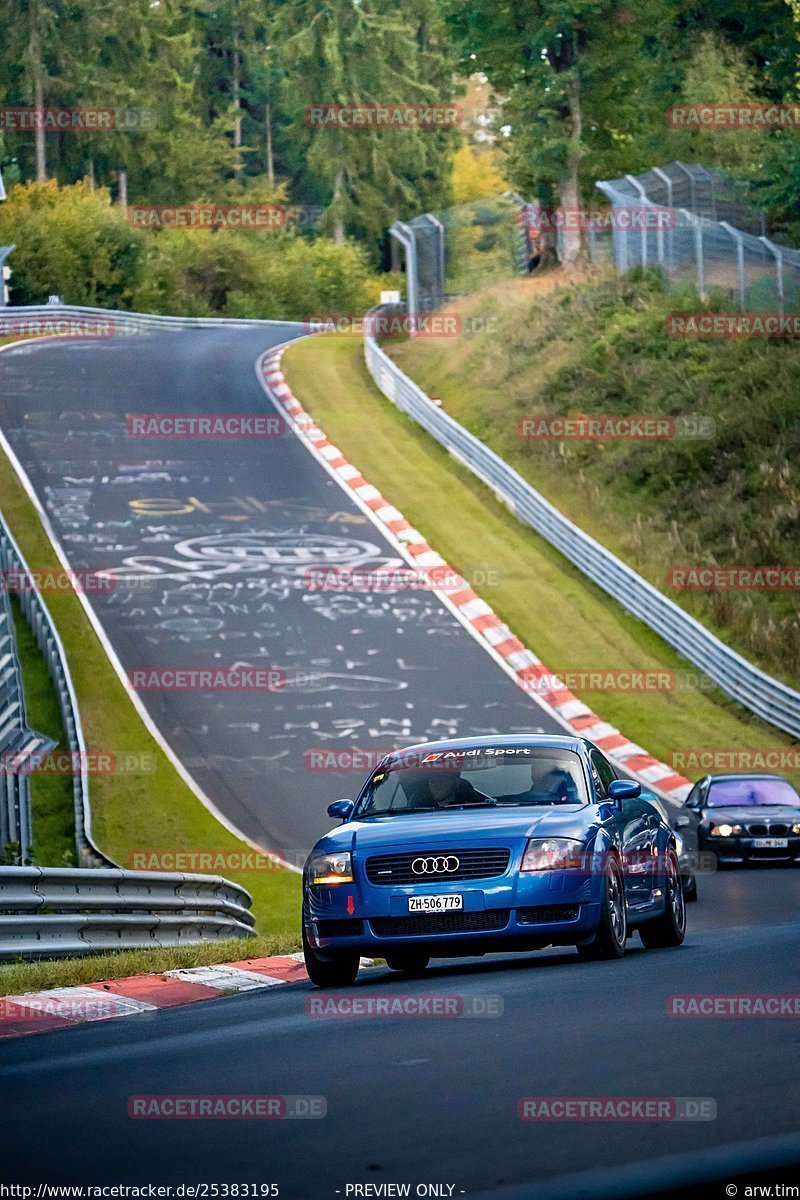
[411,856,460,874]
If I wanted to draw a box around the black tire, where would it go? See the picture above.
[302,924,360,988]
[385,953,430,977]
[639,850,686,948]
[576,855,627,961]
[683,875,698,902]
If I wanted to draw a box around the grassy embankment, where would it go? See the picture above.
[387,270,800,688]
[281,330,798,792]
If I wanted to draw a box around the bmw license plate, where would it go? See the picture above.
[752,837,788,848]
[408,895,463,913]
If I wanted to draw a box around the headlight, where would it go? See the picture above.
[710,824,742,837]
[307,851,353,884]
[673,831,685,856]
[792,823,800,835]
[521,838,585,872]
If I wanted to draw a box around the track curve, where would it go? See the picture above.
[0,330,562,859]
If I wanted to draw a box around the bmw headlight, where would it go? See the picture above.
[792,823,800,835]
[709,824,742,837]
[521,838,585,872]
[307,851,353,885]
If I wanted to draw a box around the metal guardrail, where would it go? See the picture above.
[364,309,800,740]
[0,304,307,335]
[0,565,55,862]
[0,866,254,958]
[0,511,113,868]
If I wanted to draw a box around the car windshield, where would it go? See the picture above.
[352,747,588,817]
[705,778,800,808]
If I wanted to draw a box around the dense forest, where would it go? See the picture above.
[1,0,798,309]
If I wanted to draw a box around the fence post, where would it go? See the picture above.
[759,237,784,316]
[674,161,697,214]
[720,222,746,308]
[651,167,674,274]
[389,221,419,334]
[624,174,648,267]
[425,213,446,305]
[693,215,705,297]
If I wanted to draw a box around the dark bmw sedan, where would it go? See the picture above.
[678,773,800,865]
[302,734,686,987]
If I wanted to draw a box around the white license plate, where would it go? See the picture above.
[752,837,788,848]
[408,894,463,913]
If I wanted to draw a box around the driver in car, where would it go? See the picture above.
[498,763,579,805]
[413,769,492,808]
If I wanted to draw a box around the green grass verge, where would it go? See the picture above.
[388,270,800,687]
[0,379,302,960]
[282,334,799,789]
[0,933,300,998]
[9,594,77,867]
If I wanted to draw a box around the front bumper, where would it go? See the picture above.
[700,833,800,864]
[304,868,602,956]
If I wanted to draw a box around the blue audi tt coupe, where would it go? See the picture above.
[302,735,686,986]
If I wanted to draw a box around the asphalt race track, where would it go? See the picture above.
[0,330,563,859]
[1,869,799,1193]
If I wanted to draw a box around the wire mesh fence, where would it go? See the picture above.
[594,161,800,313]
[390,162,800,316]
[391,195,533,314]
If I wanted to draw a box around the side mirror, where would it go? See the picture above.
[327,799,354,822]
[607,779,641,801]
[675,814,690,828]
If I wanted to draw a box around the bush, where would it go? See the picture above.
[0,180,144,307]
[0,180,391,320]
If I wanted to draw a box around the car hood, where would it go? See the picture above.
[315,805,593,856]
[700,805,800,824]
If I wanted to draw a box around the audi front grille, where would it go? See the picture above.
[364,848,512,885]
[369,910,510,937]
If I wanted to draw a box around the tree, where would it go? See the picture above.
[443,0,675,264]
[276,0,456,249]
